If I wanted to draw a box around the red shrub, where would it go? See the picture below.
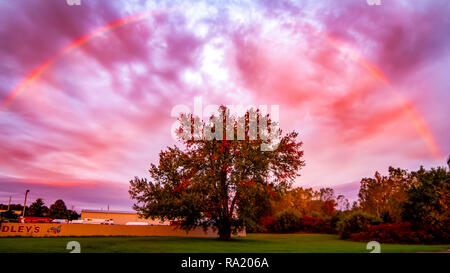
[260,216,276,227]
[298,216,334,233]
[349,222,450,244]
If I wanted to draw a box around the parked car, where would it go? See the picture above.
[125,222,149,225]
[51,219,69,223]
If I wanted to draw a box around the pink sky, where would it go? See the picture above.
[0,0,449,211]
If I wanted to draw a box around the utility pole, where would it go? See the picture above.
[7,196,11,211]
[22,189,30,217]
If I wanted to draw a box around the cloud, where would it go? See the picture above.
[316,0,450,80]
[0,0,448,209]
[0,176,132,211]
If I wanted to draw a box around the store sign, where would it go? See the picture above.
[1,225,41,233]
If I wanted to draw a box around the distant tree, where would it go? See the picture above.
[27,198,49,217]
[272,187,315,216]
[271,187,341,218]
[1,209,18,221]
[402,166,449,227]
[130,107,305,240]
[336,195,350,211]
[358,167,411,223]
[66,210,80,221]
[49,200,68,219]
[318,188,335,202]
[1,204,26,211]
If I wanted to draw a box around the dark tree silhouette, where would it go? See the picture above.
[28,198,49,217]
[49,199,68,219]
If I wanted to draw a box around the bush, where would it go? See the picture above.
[329,211,345,233]
[337,211,381,239]
[269,210,301,233]
[349,223,416,243]
[349,222,450,244]
[298,216,334,233]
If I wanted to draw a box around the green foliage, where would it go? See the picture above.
[1,234,450,253]
[337,211,381,239]
[402,166,449,227]
[328,211,345,232]
[270,210,301,233]
[358,167,411,223]
[129,107,305,240]
[271,187,342,219]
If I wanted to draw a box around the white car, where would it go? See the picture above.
[125,222,149,225]
[51,219,69,223]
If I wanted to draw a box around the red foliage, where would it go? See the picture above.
[260,216,276,226]
[298,216,333,233]
[173,178,190,193]
[265,184,276,197]
[322,200,336,216]
[349,222,450,244]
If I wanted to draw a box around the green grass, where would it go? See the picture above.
[0,233,449,253]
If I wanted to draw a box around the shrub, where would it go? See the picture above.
[298,216,333,233]
[270,210,301,233]
[337,211,381,239]
[349,223,414,243]
[349,222,450,244]
[347,220,450,244]
[260,216,276,227]
[252,216,276,233]
[328,211,345,233]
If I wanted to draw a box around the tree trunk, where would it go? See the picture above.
[218,218,232,241]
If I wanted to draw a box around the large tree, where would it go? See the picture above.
[130,107,305,240]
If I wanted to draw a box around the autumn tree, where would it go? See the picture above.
[336,195,350,211]
[358,167,412,223]
[272,187,316,216]
[272,187,341,218]
[129,106,305,240]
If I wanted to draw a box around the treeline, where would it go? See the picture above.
[0,199,79,221]
[255,165,449,244]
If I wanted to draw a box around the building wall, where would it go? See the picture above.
[80,211,170,225]
[0,223,246,238]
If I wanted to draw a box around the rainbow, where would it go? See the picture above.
[325,35,441,159]
[0,10,442,159]
[0,9,168,109]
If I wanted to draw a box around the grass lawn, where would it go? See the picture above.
[0,233,449,253]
